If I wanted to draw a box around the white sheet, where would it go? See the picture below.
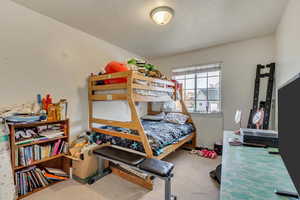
[93,88,170,122]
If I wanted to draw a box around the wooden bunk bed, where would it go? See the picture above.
[88,70,196,189]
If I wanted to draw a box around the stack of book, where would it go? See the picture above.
[15,166,49,196]
[43,167,69,181]
[15,166,69,197]
[39,129,65,139]
[16,140,68,167]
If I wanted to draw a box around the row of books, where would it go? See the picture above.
[15,140,68,167]
[15,166,68,197]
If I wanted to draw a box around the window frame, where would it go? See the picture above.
[172,63,222,114]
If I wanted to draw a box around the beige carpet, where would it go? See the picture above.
[25,150,221,200]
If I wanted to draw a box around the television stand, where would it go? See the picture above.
[275,189,299,199]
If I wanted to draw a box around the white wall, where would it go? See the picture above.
[0,0,139,138]
[276,0,300,88]
[151,35,276,147]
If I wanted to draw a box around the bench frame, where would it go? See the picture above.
[91,152,177,200]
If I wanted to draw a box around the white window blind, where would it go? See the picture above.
[172,63,222,114]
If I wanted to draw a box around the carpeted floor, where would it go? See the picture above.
[25,150,221,200]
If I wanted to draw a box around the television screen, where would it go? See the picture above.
[278,73,300,195]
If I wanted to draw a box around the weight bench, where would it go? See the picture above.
[92,146,177,200]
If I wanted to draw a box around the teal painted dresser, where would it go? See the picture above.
[220,131,297,200]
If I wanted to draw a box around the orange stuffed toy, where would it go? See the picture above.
[104,61,129,84]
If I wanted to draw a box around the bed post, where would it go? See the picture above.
[127,71,154,158]
[147,102,152,115]
[88,75,94,130]
[179,87,197,148]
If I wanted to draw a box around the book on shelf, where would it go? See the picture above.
[15,166,68,197]
[15,140,68,167]
[44,167,69,177]
[39,130,65,139]
[15,131,65,146]
[43,172,68,181]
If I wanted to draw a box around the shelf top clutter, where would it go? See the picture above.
[89,70,178,102]
[9,119,69,128]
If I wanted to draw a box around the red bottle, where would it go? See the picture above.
[42,94,52,110]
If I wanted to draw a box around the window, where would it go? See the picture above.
[172,63,221,114]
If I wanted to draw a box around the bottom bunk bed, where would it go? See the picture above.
[92,119,195,158]
[90,119,196,190]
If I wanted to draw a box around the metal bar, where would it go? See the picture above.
[207,73,209,113]
[165,177,171,200]
[93,153,171,180]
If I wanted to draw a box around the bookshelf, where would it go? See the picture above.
[9,119,71,200]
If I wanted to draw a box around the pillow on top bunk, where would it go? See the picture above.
[141,112,165,121]
[164,113,189,125]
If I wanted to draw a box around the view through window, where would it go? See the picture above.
[172,63,221,113]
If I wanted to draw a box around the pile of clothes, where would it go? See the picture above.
[127,58,168,80]
[97,59,169,86]
[190,149,218,159]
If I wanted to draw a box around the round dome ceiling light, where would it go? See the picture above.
[150,6,174,25]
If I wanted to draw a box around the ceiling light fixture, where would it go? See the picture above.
[150,6,174,25]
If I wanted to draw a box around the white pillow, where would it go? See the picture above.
[141,112,165,121]
[164,113,189,125]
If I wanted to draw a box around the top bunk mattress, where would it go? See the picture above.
[94,120,195,156]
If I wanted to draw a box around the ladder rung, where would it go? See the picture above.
[259,73,270,78]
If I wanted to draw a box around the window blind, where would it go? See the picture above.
[172,63,221,76]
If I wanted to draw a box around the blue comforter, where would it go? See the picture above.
[93,120,194,156]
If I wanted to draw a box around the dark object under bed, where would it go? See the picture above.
[93,120,195,156]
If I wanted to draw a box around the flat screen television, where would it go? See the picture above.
[278,73,300,196]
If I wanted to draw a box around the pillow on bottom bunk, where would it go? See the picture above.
[164,113,189,125]
[141,112,165,121]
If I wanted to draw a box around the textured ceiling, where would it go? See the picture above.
[13,0,288,58]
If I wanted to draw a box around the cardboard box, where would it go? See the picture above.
[72,151,98,179]
[71,144,109,180]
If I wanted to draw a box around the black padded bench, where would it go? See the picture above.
[92,146,176,200]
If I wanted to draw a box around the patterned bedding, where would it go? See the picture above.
[93,120,194,156]
[0,123,15,200]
